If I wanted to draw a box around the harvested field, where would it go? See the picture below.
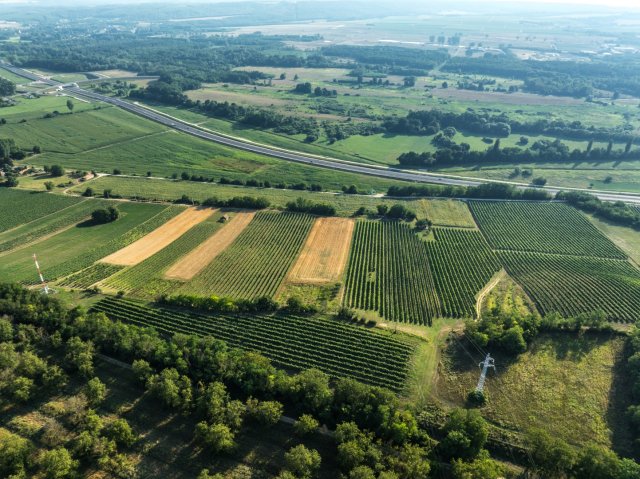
[100,207,214,266]
[287,217,355,284]
[165,211,255,280]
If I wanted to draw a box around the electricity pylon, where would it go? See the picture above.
[476,353,496,393]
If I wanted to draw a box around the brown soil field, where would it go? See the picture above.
[164,211,256,280]
[287,217,355,284]
[100,207,215,266]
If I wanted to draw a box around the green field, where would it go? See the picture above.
[344,220,441,325]
[498,251,640,322]
[67,175,473,222]
[425,228,501,318]
[92,296,418,392]
[0,188,80,232]
[0,198,100,254]
[180,211,314,299]
[103,211,226,297]
[470,201,625,259]
[438,333,631,453]
[0,202,178,283]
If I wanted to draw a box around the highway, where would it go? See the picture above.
[4,63,640,204]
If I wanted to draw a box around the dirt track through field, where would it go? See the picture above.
[287,217,355,284]
[164,211,256,280]
[100,207,215,266]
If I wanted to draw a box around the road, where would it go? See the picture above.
[4,62,640,204]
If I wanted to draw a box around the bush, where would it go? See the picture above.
[294,414,319,437]
[49,164,64,177]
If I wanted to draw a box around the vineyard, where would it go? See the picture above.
[91,296,417,392]
[58,263,124,289]
[344,220,441,325]
[470,201,625,259]
[0,199,104,254]
[498,251,640,322]
[180,211,314,299]
[0,189,81,233]
[104,213,225,297]
[425,228,502,318]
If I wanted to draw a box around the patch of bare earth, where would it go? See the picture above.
[164,211,256,281]
[287,217,355,284]
[100,207,216,266]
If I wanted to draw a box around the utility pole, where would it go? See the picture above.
[33,254,50,295]
[476,353,495,393]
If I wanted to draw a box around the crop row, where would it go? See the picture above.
[58,263,124,289]
[181,211,314,299]
[39,206,183,283]
[0,189,80,233]
[344,220,441,325]
[105,216,224,298]
[426,228,502,318]
[92,297,416,391]
[0,199,107,254]
[498,251,640,322]
[470,201,625,259]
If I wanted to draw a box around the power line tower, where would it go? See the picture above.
[475,353,495,393]
[32,253,50,295]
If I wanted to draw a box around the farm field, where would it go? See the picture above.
[101,206,215,266]
[0,202,179,284]
[0,188,81,232]
[437,333,632,453]
[470,201,625,258]
[91,296,418,392]
[67,175,470,222]
[425,228,502,318]
[287,217,355,284]
[165,211,255,280]
[344,220,441,325]
[0,198,113,255]
[498,251,640,322]
[103,211,227,297]
[587,214,640,265]
[179,211,314,298]
[58,263,125,289]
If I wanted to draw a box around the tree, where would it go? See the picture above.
[532,177,548,186]
[91,206,119,224]
[349,465,376,479]
[439,409,488,460]
[284,445,321,478]
[528,429,576,478]
[40,447,78,479]
[573,444,621,479]
[64,336,94,377]
[294,414,319,437]
[84,377,107,406]
[245,398,283,427]
[288,368,333,416]
[49,164,64,177]
[0,429,32,477]
[147,368,193,411]
[132,359,153,383]
[105,419,137,448]
[66,99,74,112]
[0,316,12,341]
[44,181,54,191]
[194,422,235,453]
[9,376,34,402]
[451,450,505,479]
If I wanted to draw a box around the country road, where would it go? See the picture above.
[4,62,640,204]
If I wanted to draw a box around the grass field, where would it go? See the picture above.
[587,214,640,265]
[0,202,177,284]
[470,201,625,259]
[92,296,419,392]
[0,199,101,254]
[0,189,80,233]
[179,211,314,299]
[344,220,441,325]
[437,333,632,454]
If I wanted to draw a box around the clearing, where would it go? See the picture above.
[165,211,255,280]
[287,217,355,284]
[100,207,215,266]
